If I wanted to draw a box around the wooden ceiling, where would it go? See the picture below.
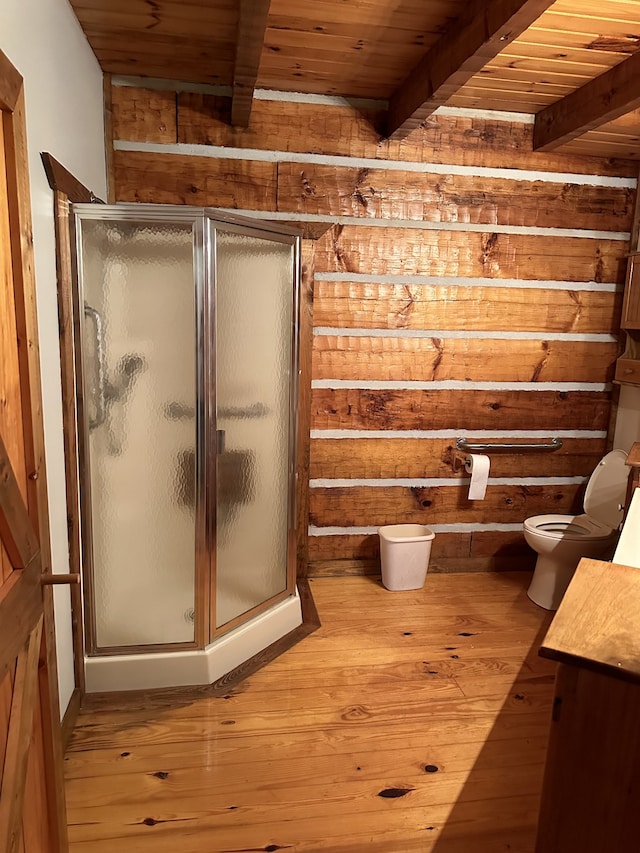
[70,0,640,159]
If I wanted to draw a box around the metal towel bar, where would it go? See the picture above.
[455,437,563,454]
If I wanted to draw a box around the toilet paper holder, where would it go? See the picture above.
[453,437,563,471]
[455,437,563,454]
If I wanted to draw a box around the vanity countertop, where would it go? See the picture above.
[540,554,640,684]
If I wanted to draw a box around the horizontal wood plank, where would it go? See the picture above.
[68,796,543,850]
[311,388,611,431]
[308,531,471,562]
[65,729,545,794]
[71,0,237,30]
[447,85,553,114]
[310,437,606,479]
[277,163,633,231]
[309,483,582,527]
[67,747,545,814]
[81,26,235,61]
[113,150,278,208]
[314,226,627,282]
[307,529,532,565]
[111,86,176,144]
[102,59,232,86]
[68,688,549,750]
[312,336,617,383]
[313,281,622,334]
[64,705,544,773]
[470,530,528,558]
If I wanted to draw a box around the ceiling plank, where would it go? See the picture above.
[533,51,640,152]
[386,0,555,140]
[231,0,271,127]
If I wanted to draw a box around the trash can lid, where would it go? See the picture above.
[378,524,435,542]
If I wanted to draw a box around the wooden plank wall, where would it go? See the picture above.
[108,79,637,575]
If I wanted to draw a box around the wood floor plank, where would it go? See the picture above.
[67,793,542,849]
[454,671,555,698]
[66,571,554,852]
[66,753,547,811]
[231,654,544,691]
[66,777,545,845]
[68,689,552,754]
[286,626,548,652]
[65,728,548,785]
[303,610,549,632]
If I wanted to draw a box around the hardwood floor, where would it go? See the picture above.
[65,571,556,852]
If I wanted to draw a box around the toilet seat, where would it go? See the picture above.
[524,513,613,542]
[524,449,628,541]
[582,448,628,530]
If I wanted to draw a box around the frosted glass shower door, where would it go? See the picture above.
[76,216,200,650]
[214,227,297,631]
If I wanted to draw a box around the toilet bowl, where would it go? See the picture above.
[524,449,628,610]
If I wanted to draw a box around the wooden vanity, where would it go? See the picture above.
[534,554,640,852]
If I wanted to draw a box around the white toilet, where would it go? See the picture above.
[524,449,628,610]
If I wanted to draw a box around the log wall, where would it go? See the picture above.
[108,79,637,575]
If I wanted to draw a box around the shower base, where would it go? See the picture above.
[84,589,302,692]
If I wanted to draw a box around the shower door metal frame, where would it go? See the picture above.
[70,204,301,657]
[207,216,301,640]
[71,205,209,655]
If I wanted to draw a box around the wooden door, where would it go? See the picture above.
[0,50,68,852]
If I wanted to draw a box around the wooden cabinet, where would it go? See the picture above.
[615,252,640,385]
[621,252,640,329]
[535,558,640,853]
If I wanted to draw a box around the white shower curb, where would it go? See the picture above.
[84,590,303,693]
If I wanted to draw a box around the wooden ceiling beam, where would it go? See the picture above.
[533,51,640,152]
[231,0,271,127]
[386,0,555,140]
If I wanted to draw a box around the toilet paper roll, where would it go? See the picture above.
[465,454,490,500]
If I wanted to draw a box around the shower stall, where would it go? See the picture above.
[70,204,302,691]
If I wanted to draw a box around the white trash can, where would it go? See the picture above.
[378,524,436,591]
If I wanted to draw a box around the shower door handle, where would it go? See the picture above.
[84,303,107,430]
[216,429,226,454]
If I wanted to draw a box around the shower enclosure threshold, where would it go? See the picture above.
[84,589,302,693]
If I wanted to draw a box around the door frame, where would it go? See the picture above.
[42,152,103,703]
[0,50,68,852]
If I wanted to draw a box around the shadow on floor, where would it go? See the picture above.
[427,593,555,853]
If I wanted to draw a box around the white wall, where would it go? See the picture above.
[613,386,640,453]
[0,0,106,715]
